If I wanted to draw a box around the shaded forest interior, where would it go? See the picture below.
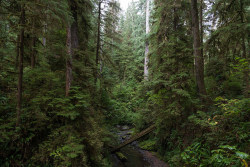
[0,0,249,166]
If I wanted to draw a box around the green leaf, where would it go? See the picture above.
[235,151,249,159]
[219,145,236,150]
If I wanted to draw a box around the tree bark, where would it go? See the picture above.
[42,24,46,46]
[31,36,36,68]
[17,5,25,126]
[144,0,150,80]
[65,26,72,97]
[70,1,79,56]
[200,0,203,57]
[15,35,20,69]
[240,0,249,97]
[191,0,207,98]
[31,20,36,68]
[95,1,101,84]
[65,1,79,96]
[241,34,248,97]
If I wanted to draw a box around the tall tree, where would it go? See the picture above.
[16,4,25,126]
[94,0,120,85]
[116,1,145,84]
[66,0,79,96]
[30,20,36,68]
[199,0,203,57]
[65,26,72,96]
[239,0,249,97]
[145,0,194,157]
[144,0,150,80]
[190,0,207,98]
[95,1,102,84]
[16,34,20,69]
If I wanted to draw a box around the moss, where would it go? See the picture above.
[139,139,156,151]
[115,152,127,162]
[127,129,134,135]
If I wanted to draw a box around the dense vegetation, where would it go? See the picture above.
[0,0,249,166]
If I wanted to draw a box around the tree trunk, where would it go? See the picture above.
[17,5,25,126]
[191,0,207,98]
[31,20,36,68]
[16,35,20,69]
[65,26,72,97]
[144,0,150,80]
[65,1,79,96]
[241,35,249,97]
[31,36,36,68]
[240,0,249,97]
[42,24,46,46]
[95,1,101,84]
[70,1,79,56]
[200,0,203,57]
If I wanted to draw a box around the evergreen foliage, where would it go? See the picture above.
[0,0,249,166]
[0,0,110,166]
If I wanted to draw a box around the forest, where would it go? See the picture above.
[0,0,249,166]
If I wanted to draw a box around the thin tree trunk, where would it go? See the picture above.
[191,0,207,98]
[95,1,101,84]
[31,36,36,68]
[17,5,25,126]
[200,0,203,57]
[241,34,248,97]
[144,0,150,80]
[70,1,79,56]
[42,24,47,47]
[42,37,46,46]
[240,0,249,97]
[65,26,72,97]
[16,35,20,69]
[31,20,36,68]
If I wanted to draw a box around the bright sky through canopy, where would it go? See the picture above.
[119,0,137,11]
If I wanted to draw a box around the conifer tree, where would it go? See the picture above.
[144,0,150,80]
[95,0,102,84]
[66,0,79,96]
[17,3,25,126]
[0,0,249,166]
[191,0,207,99]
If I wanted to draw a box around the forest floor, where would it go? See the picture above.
[139,150,168,167]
